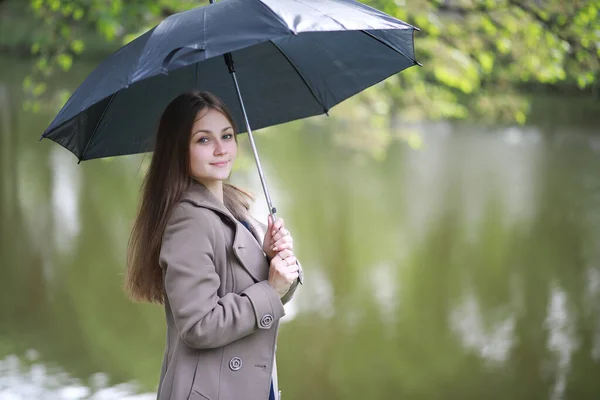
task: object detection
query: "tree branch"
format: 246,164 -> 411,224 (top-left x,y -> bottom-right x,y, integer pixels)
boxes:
506,0 -> 597,57
432,0 -> 597,60
434,1 -> 495,16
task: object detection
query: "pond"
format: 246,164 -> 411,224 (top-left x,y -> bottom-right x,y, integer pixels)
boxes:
1,55 -> 600,400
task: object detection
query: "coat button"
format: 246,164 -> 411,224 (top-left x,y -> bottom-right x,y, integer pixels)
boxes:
229,357 -> 242,371
260,314 -> 273,328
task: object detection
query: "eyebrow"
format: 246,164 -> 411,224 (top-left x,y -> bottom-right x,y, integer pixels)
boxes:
192,126 -> 233,137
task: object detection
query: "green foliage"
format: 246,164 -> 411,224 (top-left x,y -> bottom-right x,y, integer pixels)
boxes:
22,0 -> 600,123
23,0 -> 205,111
365,0 -> 599,123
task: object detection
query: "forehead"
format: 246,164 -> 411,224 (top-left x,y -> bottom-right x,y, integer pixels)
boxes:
192,108 -> 232,132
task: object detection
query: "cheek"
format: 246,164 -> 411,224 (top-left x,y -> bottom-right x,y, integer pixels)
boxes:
190,146 -> 209,169
228,141 -> 238,158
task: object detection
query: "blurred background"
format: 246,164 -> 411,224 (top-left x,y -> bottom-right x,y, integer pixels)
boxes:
1,0 -> 599,399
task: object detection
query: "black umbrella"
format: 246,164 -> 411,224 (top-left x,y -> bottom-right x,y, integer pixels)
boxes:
41,0 -> 419,219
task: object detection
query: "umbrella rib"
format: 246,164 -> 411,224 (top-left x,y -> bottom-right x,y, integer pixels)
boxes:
292,0 -> 347,30
253,0 -> 294,33
269,40 -> 329,115
361,30 -> 422,67
78,91 -> 117,163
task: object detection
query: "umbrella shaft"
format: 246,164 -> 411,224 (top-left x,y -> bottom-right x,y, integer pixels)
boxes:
229,69 -> 277,220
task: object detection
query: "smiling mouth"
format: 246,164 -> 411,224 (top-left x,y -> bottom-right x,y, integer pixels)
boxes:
210,161 -> 229,167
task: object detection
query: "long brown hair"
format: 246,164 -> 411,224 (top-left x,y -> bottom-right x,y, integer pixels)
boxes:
126,91 -> 253,304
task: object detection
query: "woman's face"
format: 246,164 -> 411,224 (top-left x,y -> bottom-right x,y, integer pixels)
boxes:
189,108 -> 237,185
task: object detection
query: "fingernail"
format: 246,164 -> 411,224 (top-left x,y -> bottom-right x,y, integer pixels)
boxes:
273,247 -> 277,251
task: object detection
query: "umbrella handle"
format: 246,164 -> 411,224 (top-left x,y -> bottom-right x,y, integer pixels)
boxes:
228,58 -> 303,289
224,54 -> 278,219
230,72 -> 277,219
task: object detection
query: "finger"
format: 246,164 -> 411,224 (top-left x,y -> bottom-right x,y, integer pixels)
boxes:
271,218 -> 284,236
271,229 -> 284,243
275,256 -> 296,269
283,256 -> 297,266
284,271 -> 299,282
273,257 -> 296,272
285,256 -> 300,272
273,236 -> 293,251
276,249 -> 294,259
272,228 -> 291,243
277,255 -> 296,267
272,255 -> 289,270
267,215 -> 273,231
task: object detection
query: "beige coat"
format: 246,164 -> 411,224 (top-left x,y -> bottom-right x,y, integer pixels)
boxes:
157,181 -> 300,400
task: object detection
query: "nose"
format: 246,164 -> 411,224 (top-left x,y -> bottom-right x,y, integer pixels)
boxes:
214,140 -> 227,156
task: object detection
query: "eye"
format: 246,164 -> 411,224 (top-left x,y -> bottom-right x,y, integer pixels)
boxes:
223,133 -> 234,140
198,137 -> 209,144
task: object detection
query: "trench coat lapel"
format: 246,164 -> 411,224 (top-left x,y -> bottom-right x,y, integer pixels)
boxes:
243,219 -> 266,247
181,180 -> 267,282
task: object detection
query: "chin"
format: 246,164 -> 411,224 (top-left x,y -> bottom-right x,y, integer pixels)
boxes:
211,172 -> 231,181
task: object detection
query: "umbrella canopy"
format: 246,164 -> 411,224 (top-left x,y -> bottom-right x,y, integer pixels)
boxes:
41,0 -> 419,161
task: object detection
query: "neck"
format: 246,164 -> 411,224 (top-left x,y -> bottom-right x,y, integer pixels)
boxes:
195,178 -> 224,203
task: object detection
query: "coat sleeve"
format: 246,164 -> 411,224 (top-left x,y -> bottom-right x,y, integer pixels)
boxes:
159,203 -> 285,349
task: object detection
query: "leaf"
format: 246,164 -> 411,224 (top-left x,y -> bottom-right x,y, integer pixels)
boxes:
589,5 -> 598,20
33,82 -> 47,96
22,76 -> 33,91
56,53 -> 73,71
477,52 -> 495,73
60,25 -> 71,38
49,0 -> 60,12
496,38 -> 512,54
35,58 -> 48,71
481,17 -> 497,35
62,4 -> 73,17
70,40 -> 85,54
73,8 -> 84,20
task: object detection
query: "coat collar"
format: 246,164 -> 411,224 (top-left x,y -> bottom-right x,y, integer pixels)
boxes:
181,179 -> 267,282
182,180 -> 264,244
181,179 -> 236,222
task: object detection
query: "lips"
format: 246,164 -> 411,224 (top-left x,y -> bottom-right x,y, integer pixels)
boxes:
210,161 -> 229,167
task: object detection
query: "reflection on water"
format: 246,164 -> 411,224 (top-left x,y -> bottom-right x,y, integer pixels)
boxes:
2,55 -> 600,399
546,287 -> 577,400
450,293 -> 516,364
0,352 -> 153,399
50,147 -> 81,255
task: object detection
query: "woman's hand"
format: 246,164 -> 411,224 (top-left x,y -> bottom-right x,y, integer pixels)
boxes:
263,215 -> 294,261
267,249 -> 299,298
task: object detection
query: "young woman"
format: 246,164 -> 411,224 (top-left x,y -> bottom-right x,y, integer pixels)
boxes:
126,91 -> 302,400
